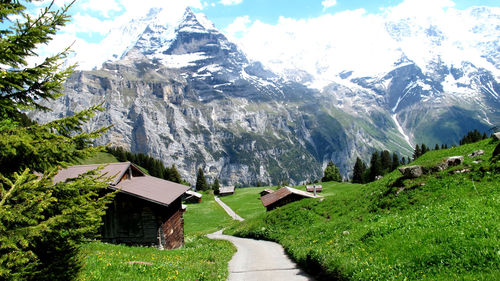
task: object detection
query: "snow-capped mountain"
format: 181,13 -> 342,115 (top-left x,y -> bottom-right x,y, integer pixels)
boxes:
35,7 -> 499,185
271,5 -> 500,146
239,6 -> 500,88
36,8 -> 379,185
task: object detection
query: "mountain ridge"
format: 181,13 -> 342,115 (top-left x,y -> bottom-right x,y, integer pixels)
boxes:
34,7 -> 498,185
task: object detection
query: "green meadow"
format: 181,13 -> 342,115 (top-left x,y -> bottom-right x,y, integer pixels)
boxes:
77,191 -> 236,280
227,138 -> 500,280
77,138 -> 499,280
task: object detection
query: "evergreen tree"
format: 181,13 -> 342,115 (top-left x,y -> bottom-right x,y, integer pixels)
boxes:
168,164 -> 182,183
435,144 -> 440,150
380,150 -> 392,173
369,152 -> 382,181
352,157 -> 366,184
421,144 -> 429,155
196,168 -> 209,191
413,144 -> 421,160
401,157 -> 406,165
212,178 -> 220,195
391,152 -> 400,171
460,129 -> 484,145
0,2 -> 113,279
321,161 -> 342,182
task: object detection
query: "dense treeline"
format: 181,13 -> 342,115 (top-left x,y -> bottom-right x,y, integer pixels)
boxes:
459,129 -> 488,145
353,129 -> 493,184
352,150 -> 405,184
106,147 -> 186,185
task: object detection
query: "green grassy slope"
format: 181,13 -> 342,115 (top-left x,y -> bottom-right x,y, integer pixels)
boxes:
184,192 -> 235,235
219,182 -> 363,220
219,187 -> 267,219
77,151 -> 154,174
227,138 -> 500,280
77,152 -> 119,165
77,237 -> 234,281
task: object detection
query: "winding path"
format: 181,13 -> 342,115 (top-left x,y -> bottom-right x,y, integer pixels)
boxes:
210,197 -> 313,280
207,230 -> 312,281
214,196 -> 244,221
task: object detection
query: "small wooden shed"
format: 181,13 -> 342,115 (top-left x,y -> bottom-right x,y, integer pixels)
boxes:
306,184 -> 322,193
53,162 -> 190,249
259,189 -> 274,197
183,190 -> 202,203
260,186 -> 318,211
219,185 -> 235,196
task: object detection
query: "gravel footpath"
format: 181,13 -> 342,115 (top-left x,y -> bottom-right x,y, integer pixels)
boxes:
214,196 -> 244,221
207,230 -> 313,281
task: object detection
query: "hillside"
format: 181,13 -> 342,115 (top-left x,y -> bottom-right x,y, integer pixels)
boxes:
227,138 -> 500,280
77,152 -> 119,165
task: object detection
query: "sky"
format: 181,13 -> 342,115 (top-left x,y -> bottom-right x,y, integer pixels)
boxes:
28,0 -> 500,42
24,0 -> 500,72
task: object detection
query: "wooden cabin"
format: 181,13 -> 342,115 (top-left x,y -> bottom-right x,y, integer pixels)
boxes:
183,190 -> 202,203
260,186 -> 318,211
306,184 -> 322,193
259,189 -> 274,197
219,185 -> 235,196
53,162 -> 190,249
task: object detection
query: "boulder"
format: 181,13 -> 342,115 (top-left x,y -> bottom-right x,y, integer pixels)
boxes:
399,165 -> 424,178
493,143 -> 500,158
468,150 -> 484,158
445,156 -> 464,167
494,132 -> 500,141
431,162 -> 448,172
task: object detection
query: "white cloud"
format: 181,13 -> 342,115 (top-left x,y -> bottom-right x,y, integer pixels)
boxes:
226,0 -> 499,86
114,0 -> 204,24
321,0 -> 337,10
63,13 -> 114,35
224,15 -> 251,39
383,0 -> 455,19
80,0 -> 122,18
227,9 -> 400,78
219,0 -> 243,6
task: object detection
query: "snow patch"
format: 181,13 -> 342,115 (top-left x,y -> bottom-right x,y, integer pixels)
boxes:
155,52 -> 207,68
392,114 -> 413,148
198,64 -> 223,73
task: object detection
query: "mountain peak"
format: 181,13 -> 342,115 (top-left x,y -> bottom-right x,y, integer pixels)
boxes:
177,7 -> 217,34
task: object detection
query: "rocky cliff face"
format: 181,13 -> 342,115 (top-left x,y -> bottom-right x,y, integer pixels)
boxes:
36,9 -> 374,185
34,7 -> 499,185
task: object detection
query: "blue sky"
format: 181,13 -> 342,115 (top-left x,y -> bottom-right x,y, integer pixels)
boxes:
29,0 -> 500,43
24,0 -> 500,71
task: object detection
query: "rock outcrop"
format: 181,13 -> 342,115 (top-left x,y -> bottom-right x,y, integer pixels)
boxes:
398,165 -> 424,179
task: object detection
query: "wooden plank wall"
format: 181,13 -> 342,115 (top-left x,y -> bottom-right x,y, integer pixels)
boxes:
100,194 -> 185,249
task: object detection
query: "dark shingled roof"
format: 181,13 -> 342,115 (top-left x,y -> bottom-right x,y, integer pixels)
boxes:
52,162 -> 139,185
53,162 -> 189,207
112,175 -> 190,207
219,186 -> 235,194
306,185 -> 322,192
260,186 -> 317,207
